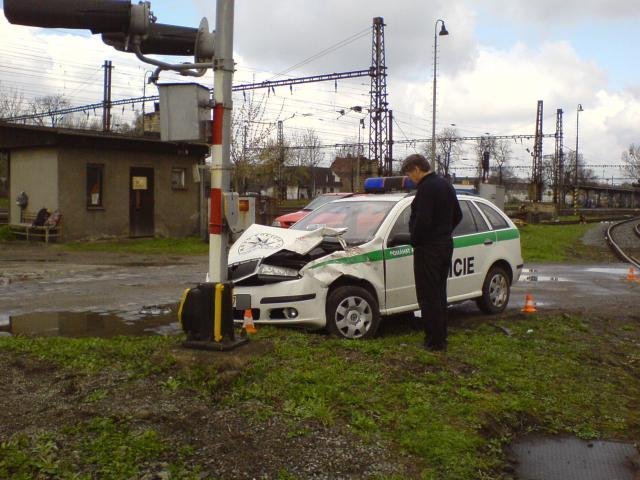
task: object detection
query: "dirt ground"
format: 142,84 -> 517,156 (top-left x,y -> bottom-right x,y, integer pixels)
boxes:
1,240 -> 639,478
0,343 -> 421,479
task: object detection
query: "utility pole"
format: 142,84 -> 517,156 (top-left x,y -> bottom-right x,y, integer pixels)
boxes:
277,119 -> 284,202
554,108 -> 564,206
208,0 -> 234,283
369,17 -> 388,175
102,60 -> 113,132
531,100 -> 544,202
387,109 -> 393,175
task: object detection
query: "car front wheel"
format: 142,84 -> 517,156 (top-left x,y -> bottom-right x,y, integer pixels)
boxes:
326,286 -> 380,339
476,265 -> 511,314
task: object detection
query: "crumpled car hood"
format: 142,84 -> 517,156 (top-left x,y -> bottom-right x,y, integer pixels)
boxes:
228,224 -> 346,265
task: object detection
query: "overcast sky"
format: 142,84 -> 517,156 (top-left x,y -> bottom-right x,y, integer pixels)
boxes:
1,0 -> 639,182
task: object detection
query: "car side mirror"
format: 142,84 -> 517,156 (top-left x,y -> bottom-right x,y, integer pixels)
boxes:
387,232 -> 411,247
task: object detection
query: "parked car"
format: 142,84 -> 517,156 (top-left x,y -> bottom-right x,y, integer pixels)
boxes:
229,184 -> 523,339
271,192 -> 355,228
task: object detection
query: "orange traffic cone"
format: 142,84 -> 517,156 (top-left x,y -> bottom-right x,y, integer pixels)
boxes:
521,294 -> 537,313
627,267 -> 638,281
242,309 -> 257,334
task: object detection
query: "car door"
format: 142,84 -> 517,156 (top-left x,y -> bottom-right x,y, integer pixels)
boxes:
448,199 -> 495,300
473,200 -> 520,275
383,205 -> 417,312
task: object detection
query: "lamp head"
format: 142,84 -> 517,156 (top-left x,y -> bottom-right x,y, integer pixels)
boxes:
439,22 -> 449,36
577,104 -> 584,112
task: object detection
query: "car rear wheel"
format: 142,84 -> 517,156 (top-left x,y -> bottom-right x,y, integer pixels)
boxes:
326,286 -> 380,339
476,265 -> 510,314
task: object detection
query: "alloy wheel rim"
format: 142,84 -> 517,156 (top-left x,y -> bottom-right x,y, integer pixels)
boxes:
489,274 -> 508,307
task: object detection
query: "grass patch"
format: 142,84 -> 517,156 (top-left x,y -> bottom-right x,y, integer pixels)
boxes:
0,197 -> 8,208
1,315 -> 639,479
0,418 -> 199,480
0,225 -> 15,241
64,236 -> 208,255
226,317 -> 640,478
0,335 -> 179,376
519,223 -> 604,262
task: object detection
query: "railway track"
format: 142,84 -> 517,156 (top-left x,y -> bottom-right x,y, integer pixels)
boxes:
605,217 -> 640,269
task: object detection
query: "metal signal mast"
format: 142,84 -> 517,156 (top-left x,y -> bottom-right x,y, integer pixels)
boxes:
369,17 -> 389,175
531,100 -> 544,201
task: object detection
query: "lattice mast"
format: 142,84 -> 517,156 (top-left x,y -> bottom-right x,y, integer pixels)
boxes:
369,17 -> 389,175
554,108 -> 564,205
531,100 -> 544,202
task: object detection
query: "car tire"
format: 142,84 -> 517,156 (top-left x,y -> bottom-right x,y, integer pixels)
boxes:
326,285 -> 380,339
476,265 -> 511,314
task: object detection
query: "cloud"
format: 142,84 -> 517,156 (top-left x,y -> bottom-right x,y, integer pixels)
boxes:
2,2 -> 639,179
480,0 -> 640,23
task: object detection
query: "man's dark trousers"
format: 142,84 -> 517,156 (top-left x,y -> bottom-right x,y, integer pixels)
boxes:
413,240 -> 453,347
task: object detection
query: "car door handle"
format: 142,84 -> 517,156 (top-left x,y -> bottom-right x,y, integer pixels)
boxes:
483,239 -> 494,246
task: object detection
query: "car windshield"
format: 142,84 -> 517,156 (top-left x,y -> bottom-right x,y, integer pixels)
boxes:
303,194 -> 345,211
292,200 -> 395,245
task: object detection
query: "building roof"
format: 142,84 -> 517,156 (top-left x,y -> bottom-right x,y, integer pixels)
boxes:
0,122 -> 210,157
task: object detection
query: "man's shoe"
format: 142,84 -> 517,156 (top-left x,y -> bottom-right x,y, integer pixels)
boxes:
423,341 -> 447,352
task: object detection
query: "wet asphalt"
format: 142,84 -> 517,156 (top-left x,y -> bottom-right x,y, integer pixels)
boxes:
1,251 -> 639,337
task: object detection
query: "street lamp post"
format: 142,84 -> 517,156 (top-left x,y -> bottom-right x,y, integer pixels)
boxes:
432,19 -> 449,170
574,103 -> 583,216
141,70 -> 153,134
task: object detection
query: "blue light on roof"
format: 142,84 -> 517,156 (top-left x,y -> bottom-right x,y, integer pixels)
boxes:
364,176 -> 417,193
363,177 -> 385,193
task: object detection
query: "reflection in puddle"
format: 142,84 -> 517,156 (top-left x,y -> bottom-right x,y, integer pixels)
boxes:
585,267 -> 629,275
523,276 -> 569,282
1,309 -> 179,338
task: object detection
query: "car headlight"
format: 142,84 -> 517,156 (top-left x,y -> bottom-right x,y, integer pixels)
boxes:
257,264 -> 299,278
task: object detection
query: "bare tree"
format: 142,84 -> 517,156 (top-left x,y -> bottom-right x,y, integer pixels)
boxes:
0,84 -> 27,119
622,144 -> 640,181
292,128 -> 324,198
491,139 -> 512,185
334,139 -> 360,159
27,94 -> 72,127
230,92 -> 275,193
474,136 -> 497,182
430,127 -> 461,177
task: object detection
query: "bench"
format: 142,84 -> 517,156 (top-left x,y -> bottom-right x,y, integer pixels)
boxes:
9,210 -> 63,243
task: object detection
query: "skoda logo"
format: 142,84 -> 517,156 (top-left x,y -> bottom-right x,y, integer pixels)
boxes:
238,233 -> 284,254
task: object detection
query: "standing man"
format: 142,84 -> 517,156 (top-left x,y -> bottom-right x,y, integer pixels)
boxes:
401,154 -> 462,351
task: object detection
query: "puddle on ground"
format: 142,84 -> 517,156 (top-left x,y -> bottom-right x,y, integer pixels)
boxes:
585,267 -> 629,275
523,275 -> 569,282
0,308 -> 180,338
511,435 -> 639,480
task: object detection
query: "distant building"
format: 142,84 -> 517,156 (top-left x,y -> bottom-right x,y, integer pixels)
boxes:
0,123 -> 209,240
330,155 -> 378,193
245,165 -> 343,200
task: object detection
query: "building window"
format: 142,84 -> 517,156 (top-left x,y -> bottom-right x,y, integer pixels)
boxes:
171,167 -> 187,190
87,164 -> 104,208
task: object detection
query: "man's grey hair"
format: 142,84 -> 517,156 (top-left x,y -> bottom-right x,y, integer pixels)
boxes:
401,154 -> 431,174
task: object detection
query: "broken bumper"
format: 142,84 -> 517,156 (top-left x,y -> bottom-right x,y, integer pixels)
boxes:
232,274 -> 327,329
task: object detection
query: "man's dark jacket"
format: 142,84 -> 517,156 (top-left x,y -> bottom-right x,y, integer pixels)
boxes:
409,173 -> 463,246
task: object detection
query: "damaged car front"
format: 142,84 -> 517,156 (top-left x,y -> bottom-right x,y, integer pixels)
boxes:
228,199 -> 396,335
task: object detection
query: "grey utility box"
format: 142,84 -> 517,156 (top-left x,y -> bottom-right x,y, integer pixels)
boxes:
159,83 -> 211,142
479,183 -> 505,210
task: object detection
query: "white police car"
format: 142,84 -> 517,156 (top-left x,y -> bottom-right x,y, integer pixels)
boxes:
229,177 -> 523,339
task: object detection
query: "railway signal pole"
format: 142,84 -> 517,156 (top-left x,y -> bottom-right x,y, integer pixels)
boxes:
4,0 -> 245,350
209,0 -> 234,283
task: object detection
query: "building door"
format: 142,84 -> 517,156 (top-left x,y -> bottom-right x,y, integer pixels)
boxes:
129,167 -> 154,237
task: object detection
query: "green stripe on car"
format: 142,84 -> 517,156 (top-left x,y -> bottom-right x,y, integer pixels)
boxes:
309,228 -> 519,268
